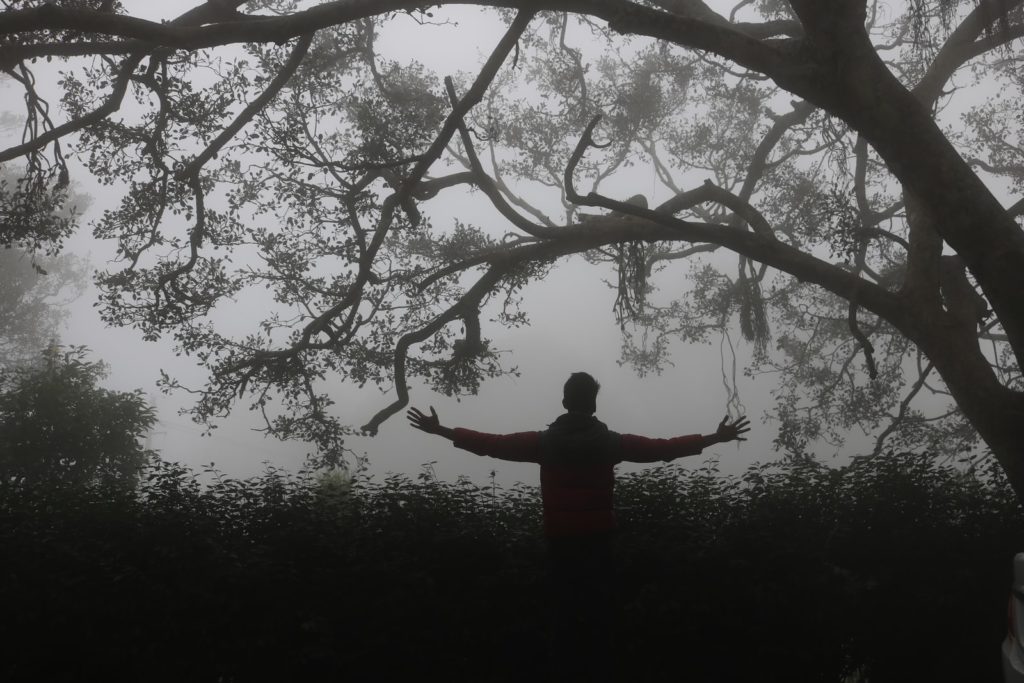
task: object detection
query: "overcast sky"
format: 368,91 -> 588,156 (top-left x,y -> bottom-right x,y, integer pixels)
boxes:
10,1 -> 858,487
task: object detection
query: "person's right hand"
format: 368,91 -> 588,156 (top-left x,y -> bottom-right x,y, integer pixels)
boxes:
715,415 -> 750,443
407,406 -> 441,434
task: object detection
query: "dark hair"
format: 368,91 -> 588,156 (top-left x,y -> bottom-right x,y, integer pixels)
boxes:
563,372 -> 600,414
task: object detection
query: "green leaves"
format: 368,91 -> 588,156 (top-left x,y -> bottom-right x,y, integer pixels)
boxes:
0,166 -> 79,254
345,60 -> 446,164
1,450 -> 1018,680
0,345 -> 156,490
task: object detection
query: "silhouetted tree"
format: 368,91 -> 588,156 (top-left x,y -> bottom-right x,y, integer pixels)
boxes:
0,345 -> 156,489
2,2 -> 1023,495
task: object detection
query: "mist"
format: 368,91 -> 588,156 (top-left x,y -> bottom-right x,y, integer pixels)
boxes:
2,1 -> 1022,681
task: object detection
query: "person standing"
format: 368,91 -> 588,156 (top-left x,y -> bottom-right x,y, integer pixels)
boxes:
407,371 -> 749,681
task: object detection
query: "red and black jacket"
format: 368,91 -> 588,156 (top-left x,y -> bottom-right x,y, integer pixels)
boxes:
452,413 -> 707,538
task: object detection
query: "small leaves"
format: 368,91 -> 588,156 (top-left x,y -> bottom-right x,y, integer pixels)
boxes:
0,450 -> 1018,680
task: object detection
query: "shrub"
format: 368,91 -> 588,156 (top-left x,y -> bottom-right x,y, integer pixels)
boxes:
1,451 -> 1019,682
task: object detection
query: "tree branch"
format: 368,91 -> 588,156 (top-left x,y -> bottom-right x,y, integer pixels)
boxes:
361,264 -> 507,435
871,355 -> 934,457
566,117 -> 774,240
559,120 -> 905,328
215,10 -> 537,377
176,32 -> 314,180
693,180 -> 776,239
443,76 -> 559,239
0,54 -> 142,163
647,0 -> 803,38
1007,196 -> 1024,219
2,1 -> 790,76
0,0 -> 263,162
914,0 -> 1024,105
856,227 -> 909,251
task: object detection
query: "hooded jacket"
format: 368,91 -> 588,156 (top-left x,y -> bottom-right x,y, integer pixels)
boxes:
452,413 -> 707,537
537,413 -> 621,536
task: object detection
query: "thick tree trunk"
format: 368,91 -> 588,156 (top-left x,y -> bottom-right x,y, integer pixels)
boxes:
928,352 -> 1024,500
837,47 -> 1024,500
852,91 -> 1024,369
772,29 -> 1024,372
911,312 -> 1024,500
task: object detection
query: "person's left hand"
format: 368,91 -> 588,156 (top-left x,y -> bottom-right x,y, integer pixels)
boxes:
407,406 -> 441,434
715,415 -> 750,443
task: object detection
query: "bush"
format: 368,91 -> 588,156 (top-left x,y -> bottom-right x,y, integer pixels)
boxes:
1,452 -> 1020,682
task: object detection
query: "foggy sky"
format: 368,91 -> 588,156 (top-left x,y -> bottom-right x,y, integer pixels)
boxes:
7,1 -> 865,486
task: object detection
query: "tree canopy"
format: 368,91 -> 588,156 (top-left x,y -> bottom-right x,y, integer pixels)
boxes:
0,345 -> 156,489
2,1 -> 1023,493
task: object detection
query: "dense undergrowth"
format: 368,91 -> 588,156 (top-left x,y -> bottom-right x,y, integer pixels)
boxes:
2,451 -> 1021,682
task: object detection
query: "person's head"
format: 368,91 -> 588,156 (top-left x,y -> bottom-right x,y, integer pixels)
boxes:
562,372 -> 600,414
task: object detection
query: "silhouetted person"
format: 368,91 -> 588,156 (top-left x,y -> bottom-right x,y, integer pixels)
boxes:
407,372 -> 749,682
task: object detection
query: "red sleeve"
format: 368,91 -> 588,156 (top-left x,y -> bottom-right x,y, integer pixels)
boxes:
451,428 -> 542,463
620,433 -> 707,463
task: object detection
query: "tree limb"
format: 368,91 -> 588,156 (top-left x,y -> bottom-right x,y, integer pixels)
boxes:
2,1 -> 791,77
361,264 -> 506,434
215,10 -> 537,377
176,32 -> 314,180
914,0 -> 1024,105
443,76 -> 559,239
0,54 -> 142,163
871,355 -> 934,457
559,121 -> 905,328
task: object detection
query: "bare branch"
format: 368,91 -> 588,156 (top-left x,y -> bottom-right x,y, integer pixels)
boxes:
847,299 -> 878,380
443,76 -> 559,239
693,180 -> 776,239
736,100 -> 815,204
871,356 -> 935,456
647,243 -> 719,271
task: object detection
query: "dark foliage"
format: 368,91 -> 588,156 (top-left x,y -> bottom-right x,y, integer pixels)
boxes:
0,346 -> 156,488
2,452 -> 1020,682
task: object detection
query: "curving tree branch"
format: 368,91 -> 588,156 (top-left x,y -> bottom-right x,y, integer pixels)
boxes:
177,32 -> 314,180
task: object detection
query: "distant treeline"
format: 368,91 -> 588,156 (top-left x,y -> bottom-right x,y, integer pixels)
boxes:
2,451 -> 1020,682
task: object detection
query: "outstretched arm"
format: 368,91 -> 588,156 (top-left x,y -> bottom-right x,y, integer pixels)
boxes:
621,415 -> 751,463
406,406 -> 455,440
704,414 -> 751,447
406,405 -> 541,462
